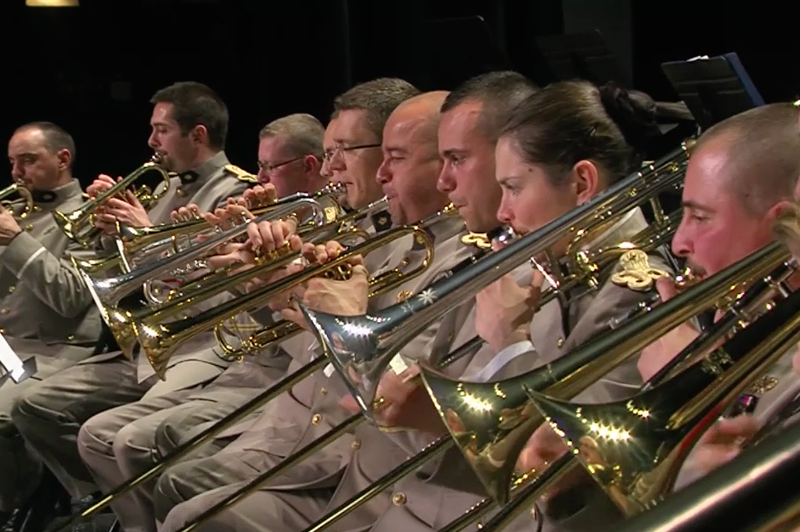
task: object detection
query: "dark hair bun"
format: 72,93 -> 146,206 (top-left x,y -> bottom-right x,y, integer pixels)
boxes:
598,82 -> 661,153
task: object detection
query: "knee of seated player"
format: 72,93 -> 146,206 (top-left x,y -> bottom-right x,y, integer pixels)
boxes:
153,461 -> 197,522
10,380 -> 55,428
154,416 -> 182,459
112,421 -> 156,467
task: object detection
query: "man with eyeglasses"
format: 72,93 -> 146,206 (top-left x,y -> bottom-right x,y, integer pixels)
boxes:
256,113 -> 329,199
65,112 -> 331,532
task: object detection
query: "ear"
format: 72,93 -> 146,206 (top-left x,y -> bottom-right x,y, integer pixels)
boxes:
56,148 -> 72,171
303,154 -> 320,175
191,125 -> 209,146
767,199 -> 793,225
570,160 -> 601,204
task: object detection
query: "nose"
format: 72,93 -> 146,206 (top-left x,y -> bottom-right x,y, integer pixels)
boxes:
496,196 -> 514,225
437,162 -> 455,193
671,219 -> 692,258
147,132 -> 158,150
258,169 -> 270,183
10,164 -> 22,181
375,157 -> 391,184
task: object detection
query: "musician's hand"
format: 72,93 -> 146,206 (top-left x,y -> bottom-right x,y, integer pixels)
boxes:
170,203 -> 203,223
476,269 -> 544,353
0,206 -> 23,245
689,415 -> 759,474
516,424 -> 587,499
238,184 -> 278,209
101,190 -> 152,228
86,174 -> 117,198
281,242 -> 368,328
637,277 -> 700,381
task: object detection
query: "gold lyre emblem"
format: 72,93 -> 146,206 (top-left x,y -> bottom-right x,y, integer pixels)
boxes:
610,250 -> 669,292
396,290 -> 413,303
749,374 -> 779,395
461,232 -> 492,250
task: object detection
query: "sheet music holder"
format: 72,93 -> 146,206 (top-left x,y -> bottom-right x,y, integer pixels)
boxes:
533,29 -> 630,87
661,52 -> 765,130
417,16 -> 512,90
0,333 -> 34,384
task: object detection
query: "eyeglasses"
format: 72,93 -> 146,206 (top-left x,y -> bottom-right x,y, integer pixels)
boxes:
322,143 -> 381,163
257,155 -> 305,173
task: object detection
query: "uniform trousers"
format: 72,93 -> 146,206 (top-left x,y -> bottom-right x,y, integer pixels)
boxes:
77,385 -> 270,532
11,354 -> 225,501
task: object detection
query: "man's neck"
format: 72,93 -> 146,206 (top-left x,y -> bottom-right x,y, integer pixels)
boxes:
185,148 -> 220,171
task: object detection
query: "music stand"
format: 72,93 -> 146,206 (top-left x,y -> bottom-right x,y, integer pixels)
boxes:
417,16 -> 512,90
661,52 -> 765,130
533,29 -> 630,87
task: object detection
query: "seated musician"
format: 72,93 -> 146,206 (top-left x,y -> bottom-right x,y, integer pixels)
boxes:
518,102 -> 800,531
72,113 -> 329,532
152,89 -> 482,532
315,78 -> 675,532
0,122 -> 100,526
10,81 -> 251,519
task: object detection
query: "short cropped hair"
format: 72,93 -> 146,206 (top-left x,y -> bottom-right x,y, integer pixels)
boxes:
14,121 -> 76,167
259,113 -> 325,158
331,78 -> 421,141
151,81 -> 229,150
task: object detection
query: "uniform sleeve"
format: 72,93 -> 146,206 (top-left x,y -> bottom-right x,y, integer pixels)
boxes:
0,231 -> 93,318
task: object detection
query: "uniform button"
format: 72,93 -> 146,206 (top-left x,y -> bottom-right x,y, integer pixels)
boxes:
319,387 -> 327,396
67,334 -> 75,341
351,438 -> 361,450
311,414 -> 322,425
557,338 -> 565,348
24,224 -> 33,232
176,187 -> 187,197
7,286 -> 14,294
0,328 -> 6,334
33,206 -> 42,213
392,493 -> 406,506
0,309 -> 9,315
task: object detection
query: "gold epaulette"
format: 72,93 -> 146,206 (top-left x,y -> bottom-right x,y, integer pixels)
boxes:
224,164 -> 258,184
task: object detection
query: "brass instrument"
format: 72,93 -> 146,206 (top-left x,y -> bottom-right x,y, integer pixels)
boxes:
53,154 -> 172,247
0,181 -> 33,219
525,257 -> 800,518
607,413 -> 800,532
115,182 -> 347,272
296,142 -> 692,426
81,197 -> 329,359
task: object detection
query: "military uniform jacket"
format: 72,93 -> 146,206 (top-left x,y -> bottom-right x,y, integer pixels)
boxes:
215,215 -> 476,497
84,151 -> 251,384
0,179 -> 101,377
365,208 -> 674,532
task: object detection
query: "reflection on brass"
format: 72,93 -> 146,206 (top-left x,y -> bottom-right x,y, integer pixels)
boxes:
749,374 -> 779,395
610,250 -> 670,292
700,349 -> 734,376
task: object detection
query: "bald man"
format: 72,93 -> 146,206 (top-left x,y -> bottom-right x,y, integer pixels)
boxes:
154,91 -> 485,532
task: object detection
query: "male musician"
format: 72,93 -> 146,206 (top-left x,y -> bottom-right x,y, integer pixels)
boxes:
153,90 -> 480,532
71,112 -> 329,532
11,81 -> 251,514
68,79 -> 419,532
0,121 -> 100,522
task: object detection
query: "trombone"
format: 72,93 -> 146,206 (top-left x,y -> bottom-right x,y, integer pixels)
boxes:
297,242 -> 794,532
295,141 -> 692,426
0,181 -> 33,220
53,154 -> 172,248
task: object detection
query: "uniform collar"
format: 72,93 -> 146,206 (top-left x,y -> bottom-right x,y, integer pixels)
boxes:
32,179 -> 82,205
411,209 -> 465,251
179,151 -> 230,185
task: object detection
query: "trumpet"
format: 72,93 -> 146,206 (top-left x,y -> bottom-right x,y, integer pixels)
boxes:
124,204 -> 454,379
295,141 -> 692,426
114,182 -> 347,271
0,181 -> 33,219
53,154 -> 172,248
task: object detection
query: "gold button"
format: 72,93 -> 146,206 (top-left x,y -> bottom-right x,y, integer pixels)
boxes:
7,286 -> 14,294
401,258 -> 410,267
176,187 -> 186,197
33,206 -> 42,213
311,414 -> 322,425
0,309 -> 9,315
0,328 -> 6,334
319,387 -> 327,396
67,334 -> 75,341
24,224 -> 33,232
392,493 -> 406,506
351,438 -> 361,450
557,338 -> 565,348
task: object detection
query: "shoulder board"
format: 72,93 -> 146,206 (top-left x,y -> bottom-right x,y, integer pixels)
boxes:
224,164 -> 258,184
